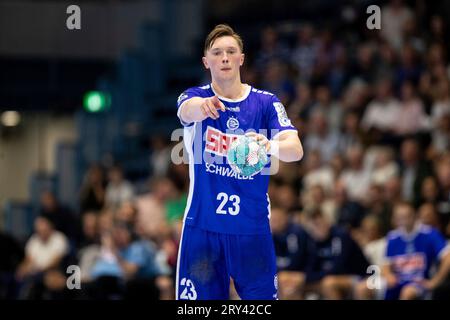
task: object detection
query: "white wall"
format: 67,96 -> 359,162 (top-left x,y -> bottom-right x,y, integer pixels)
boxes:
0,113 -> 77,213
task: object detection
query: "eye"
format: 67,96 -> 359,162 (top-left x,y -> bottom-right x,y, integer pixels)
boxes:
227,50 -> 236,55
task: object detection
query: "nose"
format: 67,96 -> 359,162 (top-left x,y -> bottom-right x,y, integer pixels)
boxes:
222,52 -> 229,63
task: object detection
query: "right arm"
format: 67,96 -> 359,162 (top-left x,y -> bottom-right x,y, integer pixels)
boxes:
179,96 -> 225,124
382,263 -> 398,288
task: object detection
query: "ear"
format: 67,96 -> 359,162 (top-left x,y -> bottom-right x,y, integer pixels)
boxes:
202,56 -> 209,69
240,53 -> 245,66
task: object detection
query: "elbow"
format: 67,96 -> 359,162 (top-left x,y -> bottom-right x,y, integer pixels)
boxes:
293,144 -> 304,162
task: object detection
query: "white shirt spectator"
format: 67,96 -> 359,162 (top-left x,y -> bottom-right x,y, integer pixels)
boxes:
363,238 -> 387,266
25,231 -> 69,271
393,99 -> 430,135
362,98 -> 401,131
381,4 -> 413,51
303,166 -> 335,195
305,130 -> 342,163
371,162 -> 399,186
340,168 -> 372,202
105,181 -> 135,209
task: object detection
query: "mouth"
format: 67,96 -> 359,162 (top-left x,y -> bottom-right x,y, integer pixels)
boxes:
221,67 -> 232,71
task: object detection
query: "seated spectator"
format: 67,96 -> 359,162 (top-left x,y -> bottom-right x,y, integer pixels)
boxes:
291,24 -> 318,82
331,180 -> 367,232
305,110 -> 342,163
392,81 -> 429,136
353,214 -> 388,300
310,85 -> 342,132
361,79 -> 401,143
300,208 -> 370,299
382,202 -> 450,300
78,211 -> 100,249
271,207 -> 309,300
418,203 -> 443,233
339,145 -> 372,203
15,216 -> 69,299
105,165 -> 135,210
365,184 -> 392,236
399,139 -> 434,207
135,177 -> 175,240
370,146 -> 399,187
86,221 -> 171,300
79,164 -> 106,214
39,190 -> 78,240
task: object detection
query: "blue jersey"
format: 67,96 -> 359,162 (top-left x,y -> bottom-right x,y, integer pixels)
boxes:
386,224 -> 449,283
176,84 -> 297,235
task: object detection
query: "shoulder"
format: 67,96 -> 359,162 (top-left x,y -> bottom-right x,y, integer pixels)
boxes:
249,87 -> 279,104
178,84 -> 212,103
418,224 -> 443,240
182,84 -> 212,96
386,229 -> 402,242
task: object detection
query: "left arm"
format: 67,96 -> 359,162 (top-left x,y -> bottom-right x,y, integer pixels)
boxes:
247,131 -> 303,162
423,250 -> 450,290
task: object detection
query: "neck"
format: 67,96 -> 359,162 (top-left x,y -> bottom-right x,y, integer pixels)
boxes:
211,78 -> 245,100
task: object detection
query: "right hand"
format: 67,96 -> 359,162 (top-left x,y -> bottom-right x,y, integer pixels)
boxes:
200,96 -> 226,120
386,273 -> 398,288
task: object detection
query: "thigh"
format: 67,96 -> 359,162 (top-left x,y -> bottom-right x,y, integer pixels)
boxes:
176,225 -> 229,300
228,233 -> 278,300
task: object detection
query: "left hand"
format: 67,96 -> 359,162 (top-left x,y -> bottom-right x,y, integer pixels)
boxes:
419,278 -> 437,290
245,132 -> 270,153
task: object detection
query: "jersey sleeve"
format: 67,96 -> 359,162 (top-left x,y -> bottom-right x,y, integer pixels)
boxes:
266,95 -> 297,140
176,87 -> 207,127
384,236 -> 396,265
429,229 -> 449,261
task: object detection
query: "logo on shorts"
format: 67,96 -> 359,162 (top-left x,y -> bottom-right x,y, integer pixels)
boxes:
274,275 -> 278,290
226,116 -> 240,131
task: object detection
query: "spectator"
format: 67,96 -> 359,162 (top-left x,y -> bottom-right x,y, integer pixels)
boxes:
105,165 -> 135,210
15,216 -> 69,299
291,24 -> 318,81
380,0 -> 414,52
392,81 -> 429,136
135,177 -> 175,240
332,180 -> 366,231
339,145 -> 372,203
300,208 -> 370,300
271,207 -> 309,300
382,202 -> 450,300
370,146 -> 399,187
87,221 -> 171,300
399,139 -> 434,206
39,190 -> 78,241
361,79 -> 401,142
79,164 -> 106,214
254,26 -> 290,72
305,110 -> 341,163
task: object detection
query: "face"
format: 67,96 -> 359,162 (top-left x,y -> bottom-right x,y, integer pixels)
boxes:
361,216 -> 381,241
35,217 -> 53,241
270,208 -> 289,234
304,214 -> 330,241
418,204 -> 439,228
203,36 -> 244,83
112,225 -> 131,248
393,204 -> 416,231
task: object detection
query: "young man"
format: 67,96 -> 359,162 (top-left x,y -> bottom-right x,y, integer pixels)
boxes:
176,24 -> 303,300
382,202 -> 450,300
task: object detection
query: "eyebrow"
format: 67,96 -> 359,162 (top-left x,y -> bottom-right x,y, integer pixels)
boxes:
210,46 -> 238,51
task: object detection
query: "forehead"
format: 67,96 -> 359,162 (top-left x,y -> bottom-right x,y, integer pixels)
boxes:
209,36 -> 240,50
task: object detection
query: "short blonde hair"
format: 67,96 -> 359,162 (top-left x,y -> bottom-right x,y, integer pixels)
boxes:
204,24 -> 244,54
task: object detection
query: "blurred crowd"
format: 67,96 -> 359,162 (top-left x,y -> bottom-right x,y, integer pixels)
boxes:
1,0 -> 450,300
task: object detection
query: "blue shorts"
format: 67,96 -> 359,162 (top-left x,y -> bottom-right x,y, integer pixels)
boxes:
385,281 -> 427,300
176,224 -> 277,300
